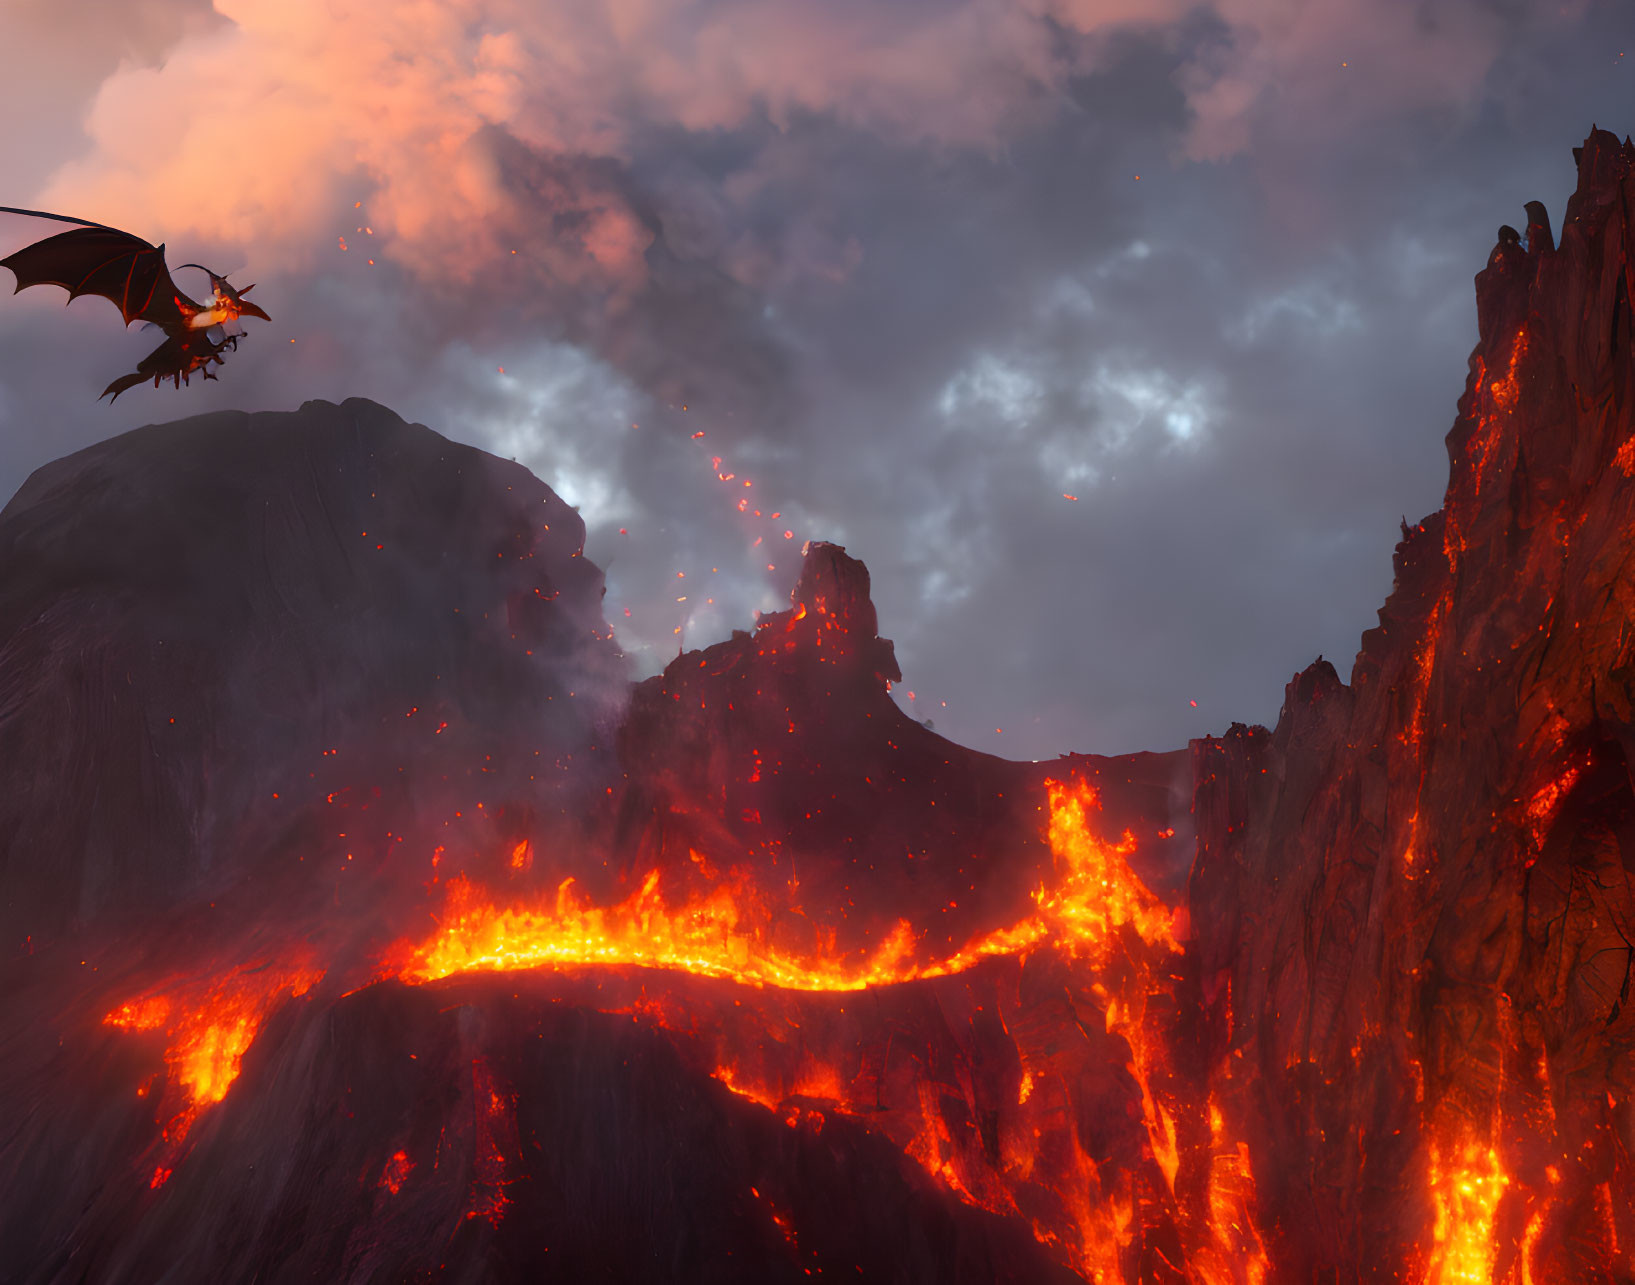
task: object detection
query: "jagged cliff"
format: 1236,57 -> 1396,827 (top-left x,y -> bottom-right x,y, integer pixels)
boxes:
1189,127 -> 1635,1281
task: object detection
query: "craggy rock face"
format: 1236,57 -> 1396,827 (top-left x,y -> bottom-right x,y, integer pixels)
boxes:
4,131 -> 1635,1284
0,396 -> 623,950
1189,128 -> 1635,1282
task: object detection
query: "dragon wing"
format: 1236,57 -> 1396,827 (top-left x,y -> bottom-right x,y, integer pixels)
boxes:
0,226 -> 193,332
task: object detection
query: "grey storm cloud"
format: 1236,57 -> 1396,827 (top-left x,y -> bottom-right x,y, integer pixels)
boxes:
1,0 -> 1632,758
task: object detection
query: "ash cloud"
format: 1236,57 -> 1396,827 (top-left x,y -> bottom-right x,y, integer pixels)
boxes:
1,0 -> 1632,758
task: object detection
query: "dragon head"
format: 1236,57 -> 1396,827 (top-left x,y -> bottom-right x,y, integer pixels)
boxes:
205,270 -> 271,323
178,264 -> 271,326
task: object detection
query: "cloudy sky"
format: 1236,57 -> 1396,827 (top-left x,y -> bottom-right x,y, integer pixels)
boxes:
1,0 -> 1631,759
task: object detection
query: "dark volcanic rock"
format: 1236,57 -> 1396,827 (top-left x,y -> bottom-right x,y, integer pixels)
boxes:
0,397 -> 622,951
1186,128 -> 1635,1280
8,979 -> 1080,1285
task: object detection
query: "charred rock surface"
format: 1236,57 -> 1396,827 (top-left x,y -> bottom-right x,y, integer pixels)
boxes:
0,396 -> 621,952
11,980 -> 1079,1285
1188,128 -> 1635,1281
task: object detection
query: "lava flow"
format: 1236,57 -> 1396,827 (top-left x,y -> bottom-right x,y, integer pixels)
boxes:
399,776 -> 1170,993
103,960 -> 324,1138
101,754 -> 1270,1285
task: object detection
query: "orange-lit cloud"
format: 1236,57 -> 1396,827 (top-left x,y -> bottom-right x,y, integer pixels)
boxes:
21,0 -> 1585,293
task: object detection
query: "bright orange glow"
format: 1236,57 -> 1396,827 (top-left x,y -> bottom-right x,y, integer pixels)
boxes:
404,868 -> 924,991
1523,759 -> 1583,850
1189,1095 -> 1271,1285
712,1065 -> 783,1112
104,961 -> 323,1134
1519,1197 -> 1550,1285
1487,328 -> 1529,412
105,996 -> 171,1032
389,776 -> 1202,1280
1039,778 -> 1176,962
1401,589 -> 1451,871
904,1077 -> 982,1201
1463,327 -> 1529,504
71,140 -> 1635,1280
1063,1158 -> 1135,1285
1427,1137 -> 1509,1284
402,778 -> 1175,994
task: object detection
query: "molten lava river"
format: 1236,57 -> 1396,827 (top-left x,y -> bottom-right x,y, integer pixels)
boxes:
99,776 -> 1278,1282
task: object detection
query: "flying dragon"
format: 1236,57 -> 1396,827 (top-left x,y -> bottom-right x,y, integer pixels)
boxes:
0,206 -> 270,402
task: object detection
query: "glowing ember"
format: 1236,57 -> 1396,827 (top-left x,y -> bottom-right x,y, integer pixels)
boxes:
379,1150 -> 413,1195
466,1058 -> 518,1226
105,996 -> 171,1032
1487,328 -> 1530,412
712,1065 -> 783,1111
1522,758 -> 1583,849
